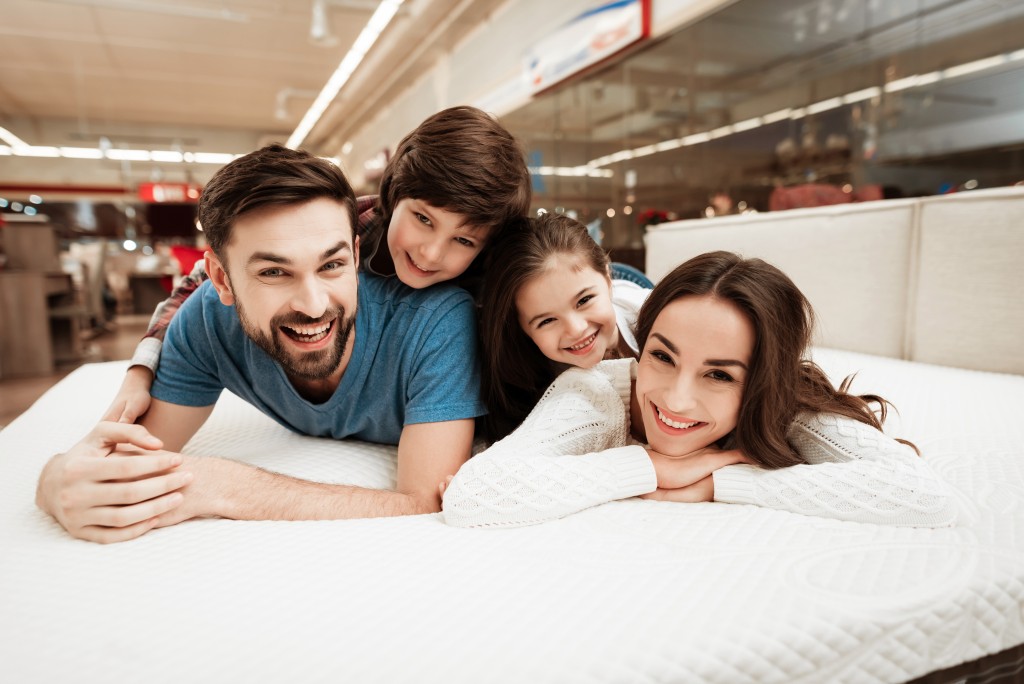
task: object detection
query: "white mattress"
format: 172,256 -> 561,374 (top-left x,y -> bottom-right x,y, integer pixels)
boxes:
1,349 -> 1022,683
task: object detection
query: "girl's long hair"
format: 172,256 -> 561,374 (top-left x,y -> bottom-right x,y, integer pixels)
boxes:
634,251 -> 911,469
478,214 -> 610,442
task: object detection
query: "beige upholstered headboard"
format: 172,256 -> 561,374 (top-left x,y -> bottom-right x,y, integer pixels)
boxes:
644,187 -> 1024,376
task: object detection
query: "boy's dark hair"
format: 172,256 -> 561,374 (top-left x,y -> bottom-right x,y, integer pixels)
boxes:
377,106 -> 531,233
199,143 -> 358,257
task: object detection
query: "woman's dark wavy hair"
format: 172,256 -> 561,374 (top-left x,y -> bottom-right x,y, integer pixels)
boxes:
478,213 -> 610,442
634,251 -> 912,469
365,105 -> 531,295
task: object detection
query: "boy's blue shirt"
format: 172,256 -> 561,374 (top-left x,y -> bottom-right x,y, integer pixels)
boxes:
151,272 -> 485,444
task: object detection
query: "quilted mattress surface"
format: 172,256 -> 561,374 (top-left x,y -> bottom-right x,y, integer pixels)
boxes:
1,349 -> 1022,683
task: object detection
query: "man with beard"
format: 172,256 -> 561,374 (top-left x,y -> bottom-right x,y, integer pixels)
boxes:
35,145 -> 485,543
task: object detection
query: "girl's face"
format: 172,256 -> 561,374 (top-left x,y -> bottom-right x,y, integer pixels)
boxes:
516,254 -> 619,369
634,295 -> 754,457
387,198 -> 487,288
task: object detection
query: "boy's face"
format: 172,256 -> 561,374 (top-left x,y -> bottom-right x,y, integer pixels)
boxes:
386,198 -> 487,288
207,197 -> 359,383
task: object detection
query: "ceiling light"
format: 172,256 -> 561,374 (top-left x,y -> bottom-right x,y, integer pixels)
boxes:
288,0 -> 405,149
310,0 -> 338,46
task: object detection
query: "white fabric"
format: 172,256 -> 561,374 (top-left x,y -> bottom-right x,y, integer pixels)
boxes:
1,350 -> 1023,683
443,359 -> 956,528
610,278 -> 649,355
644,200 -> 917,358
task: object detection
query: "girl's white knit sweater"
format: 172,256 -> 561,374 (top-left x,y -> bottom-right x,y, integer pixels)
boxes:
443,358 -> 957,528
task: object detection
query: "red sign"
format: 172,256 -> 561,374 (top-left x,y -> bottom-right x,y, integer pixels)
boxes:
138,183 -> 201,203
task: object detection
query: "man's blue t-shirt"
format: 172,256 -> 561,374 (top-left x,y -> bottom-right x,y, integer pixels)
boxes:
151,273 -> 486,444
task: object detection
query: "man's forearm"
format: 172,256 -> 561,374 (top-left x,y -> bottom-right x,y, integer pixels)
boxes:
196,457 -> 438,521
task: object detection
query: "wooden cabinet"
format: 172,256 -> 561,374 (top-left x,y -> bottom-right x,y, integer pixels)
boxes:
0,222 -> 84,378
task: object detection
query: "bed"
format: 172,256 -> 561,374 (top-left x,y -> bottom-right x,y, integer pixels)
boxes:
2,188 -> 1022,682
1,349 -> 1022,683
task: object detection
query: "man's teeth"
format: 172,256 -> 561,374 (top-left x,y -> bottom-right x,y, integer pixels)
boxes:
567,333 -> 597,351
285,322 -> 331,341
657,408 -> 698,429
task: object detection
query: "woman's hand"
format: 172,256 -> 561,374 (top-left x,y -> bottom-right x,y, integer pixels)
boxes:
646,447 -> 749,490
641,477 -> 715,503
101,365 -> 155,423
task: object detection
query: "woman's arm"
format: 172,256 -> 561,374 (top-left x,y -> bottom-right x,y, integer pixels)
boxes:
101,261 -> 208,422
442,363 -> 657,528
712,412 -> 957,527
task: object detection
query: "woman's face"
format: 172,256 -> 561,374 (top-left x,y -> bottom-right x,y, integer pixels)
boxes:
634,295 -> 755,457
516,254 -> 619,369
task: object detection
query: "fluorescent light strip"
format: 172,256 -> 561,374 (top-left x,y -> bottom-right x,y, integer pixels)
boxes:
0,126 -> 29,147
286,0 -> 405,150
587,50 -> 1020,170
60,147 -> 104,159
530,166 -> 613,178
943,54 -> 1007,79
806,96 -> 842,115
106,149 -> 151,161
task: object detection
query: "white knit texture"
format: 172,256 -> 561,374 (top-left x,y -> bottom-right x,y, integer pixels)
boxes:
712,412 -> 958,527
443,359 -> 656,527
445,360 -> 956,529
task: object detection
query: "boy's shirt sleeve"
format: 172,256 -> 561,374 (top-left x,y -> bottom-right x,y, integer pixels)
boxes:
150,286 -> 225,407
403,291 -> 486,425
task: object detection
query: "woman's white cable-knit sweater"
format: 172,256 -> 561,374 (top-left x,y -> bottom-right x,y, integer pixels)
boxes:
442,358 -> 956,529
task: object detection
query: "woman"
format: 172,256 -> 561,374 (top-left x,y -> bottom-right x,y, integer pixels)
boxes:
443,250 -> 956,528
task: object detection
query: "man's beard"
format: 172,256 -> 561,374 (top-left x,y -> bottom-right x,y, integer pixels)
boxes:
236,298 -> 355,381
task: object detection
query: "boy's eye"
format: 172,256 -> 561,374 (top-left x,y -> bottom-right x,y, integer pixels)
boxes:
576,294 -> 595,308
708,369 -> 734,382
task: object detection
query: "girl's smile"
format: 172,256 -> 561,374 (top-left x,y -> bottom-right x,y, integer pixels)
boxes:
516,255 -> 619,369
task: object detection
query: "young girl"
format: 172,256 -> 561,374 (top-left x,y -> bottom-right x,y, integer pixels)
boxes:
478,213 -> 650,441
103,105 -> 532,423
443,248 -> 957,528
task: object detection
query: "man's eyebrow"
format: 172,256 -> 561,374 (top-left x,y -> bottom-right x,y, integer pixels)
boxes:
526,287 -> 593,325
247,240 -> 351,266
649,332 -> 748,370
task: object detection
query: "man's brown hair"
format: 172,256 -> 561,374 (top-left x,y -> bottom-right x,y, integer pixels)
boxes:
199,143 -> 358,257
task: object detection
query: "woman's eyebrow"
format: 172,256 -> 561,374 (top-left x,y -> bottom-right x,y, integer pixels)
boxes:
650,333 -> 679,354
705,359 -> 748,370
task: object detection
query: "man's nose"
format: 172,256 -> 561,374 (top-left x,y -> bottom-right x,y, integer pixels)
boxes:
291,276 -> 329,318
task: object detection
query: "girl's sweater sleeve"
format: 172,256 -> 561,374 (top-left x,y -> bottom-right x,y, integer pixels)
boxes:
442,362 -> 656,528
712,412 -> 957,527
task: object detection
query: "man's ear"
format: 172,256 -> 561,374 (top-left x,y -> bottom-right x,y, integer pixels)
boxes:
205,251 -> 235,306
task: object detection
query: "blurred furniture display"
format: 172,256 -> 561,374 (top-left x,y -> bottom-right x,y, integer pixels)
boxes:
0,222 -> 85,379
66,241 -> 110,331
129,272 -> 175,315
645,186 -> 1024,376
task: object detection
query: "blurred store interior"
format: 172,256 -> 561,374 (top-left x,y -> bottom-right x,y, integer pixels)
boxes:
1,0 -> 1023,409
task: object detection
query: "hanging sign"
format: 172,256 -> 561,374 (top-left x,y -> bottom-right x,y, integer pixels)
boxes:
525,0 -> 650,94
